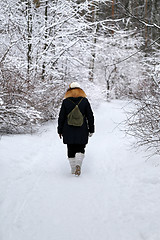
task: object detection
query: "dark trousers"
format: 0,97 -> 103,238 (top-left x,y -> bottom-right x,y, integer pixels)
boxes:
67,144 -> 86,158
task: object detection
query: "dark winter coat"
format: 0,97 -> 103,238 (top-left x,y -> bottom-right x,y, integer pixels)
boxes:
57,88 -> 94,145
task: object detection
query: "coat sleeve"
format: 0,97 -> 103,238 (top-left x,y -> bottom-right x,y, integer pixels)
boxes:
85,99 -> 95,133
57,100 -> 66,134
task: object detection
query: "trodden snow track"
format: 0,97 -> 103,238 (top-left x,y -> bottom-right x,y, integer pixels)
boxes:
0,100 -> 160,240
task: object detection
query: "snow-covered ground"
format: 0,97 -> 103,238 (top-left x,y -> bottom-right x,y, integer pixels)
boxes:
0,100 -> 160,240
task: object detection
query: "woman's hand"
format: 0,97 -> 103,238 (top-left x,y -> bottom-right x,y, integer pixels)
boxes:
89,133 -> 93,137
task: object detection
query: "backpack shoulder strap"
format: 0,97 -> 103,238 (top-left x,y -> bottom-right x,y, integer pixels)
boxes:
77,97 -> 84,106
67,97 -> 84,106
67,99 -> 76,105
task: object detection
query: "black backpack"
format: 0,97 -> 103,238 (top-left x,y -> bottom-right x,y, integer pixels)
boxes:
67,98 -> 84,127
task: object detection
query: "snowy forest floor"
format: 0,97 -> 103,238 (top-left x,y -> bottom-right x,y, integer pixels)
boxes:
0,100 -> 160,240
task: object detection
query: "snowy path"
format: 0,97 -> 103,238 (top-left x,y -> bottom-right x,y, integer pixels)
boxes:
0,100 -> 160,240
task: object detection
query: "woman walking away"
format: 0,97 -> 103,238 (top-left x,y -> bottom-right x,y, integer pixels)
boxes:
57,82 -> 95,176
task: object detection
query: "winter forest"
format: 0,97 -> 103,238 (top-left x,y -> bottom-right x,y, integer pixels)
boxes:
1,1 -> 160,240
0,0 -> 160,154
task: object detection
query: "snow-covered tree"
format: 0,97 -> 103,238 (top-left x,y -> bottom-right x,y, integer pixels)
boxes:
125,47 -> 160,155
0,0 -> 159,134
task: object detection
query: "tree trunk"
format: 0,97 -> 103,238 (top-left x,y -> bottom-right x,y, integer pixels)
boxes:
42,1 -> 48,81
26,0 -> 32,83
88,31 -> 97,82
145,0 -> 148,47
151,0 -> 159,40
88,1 -> 98,82
128,0 -> 132,14
112,0 -> 114,34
